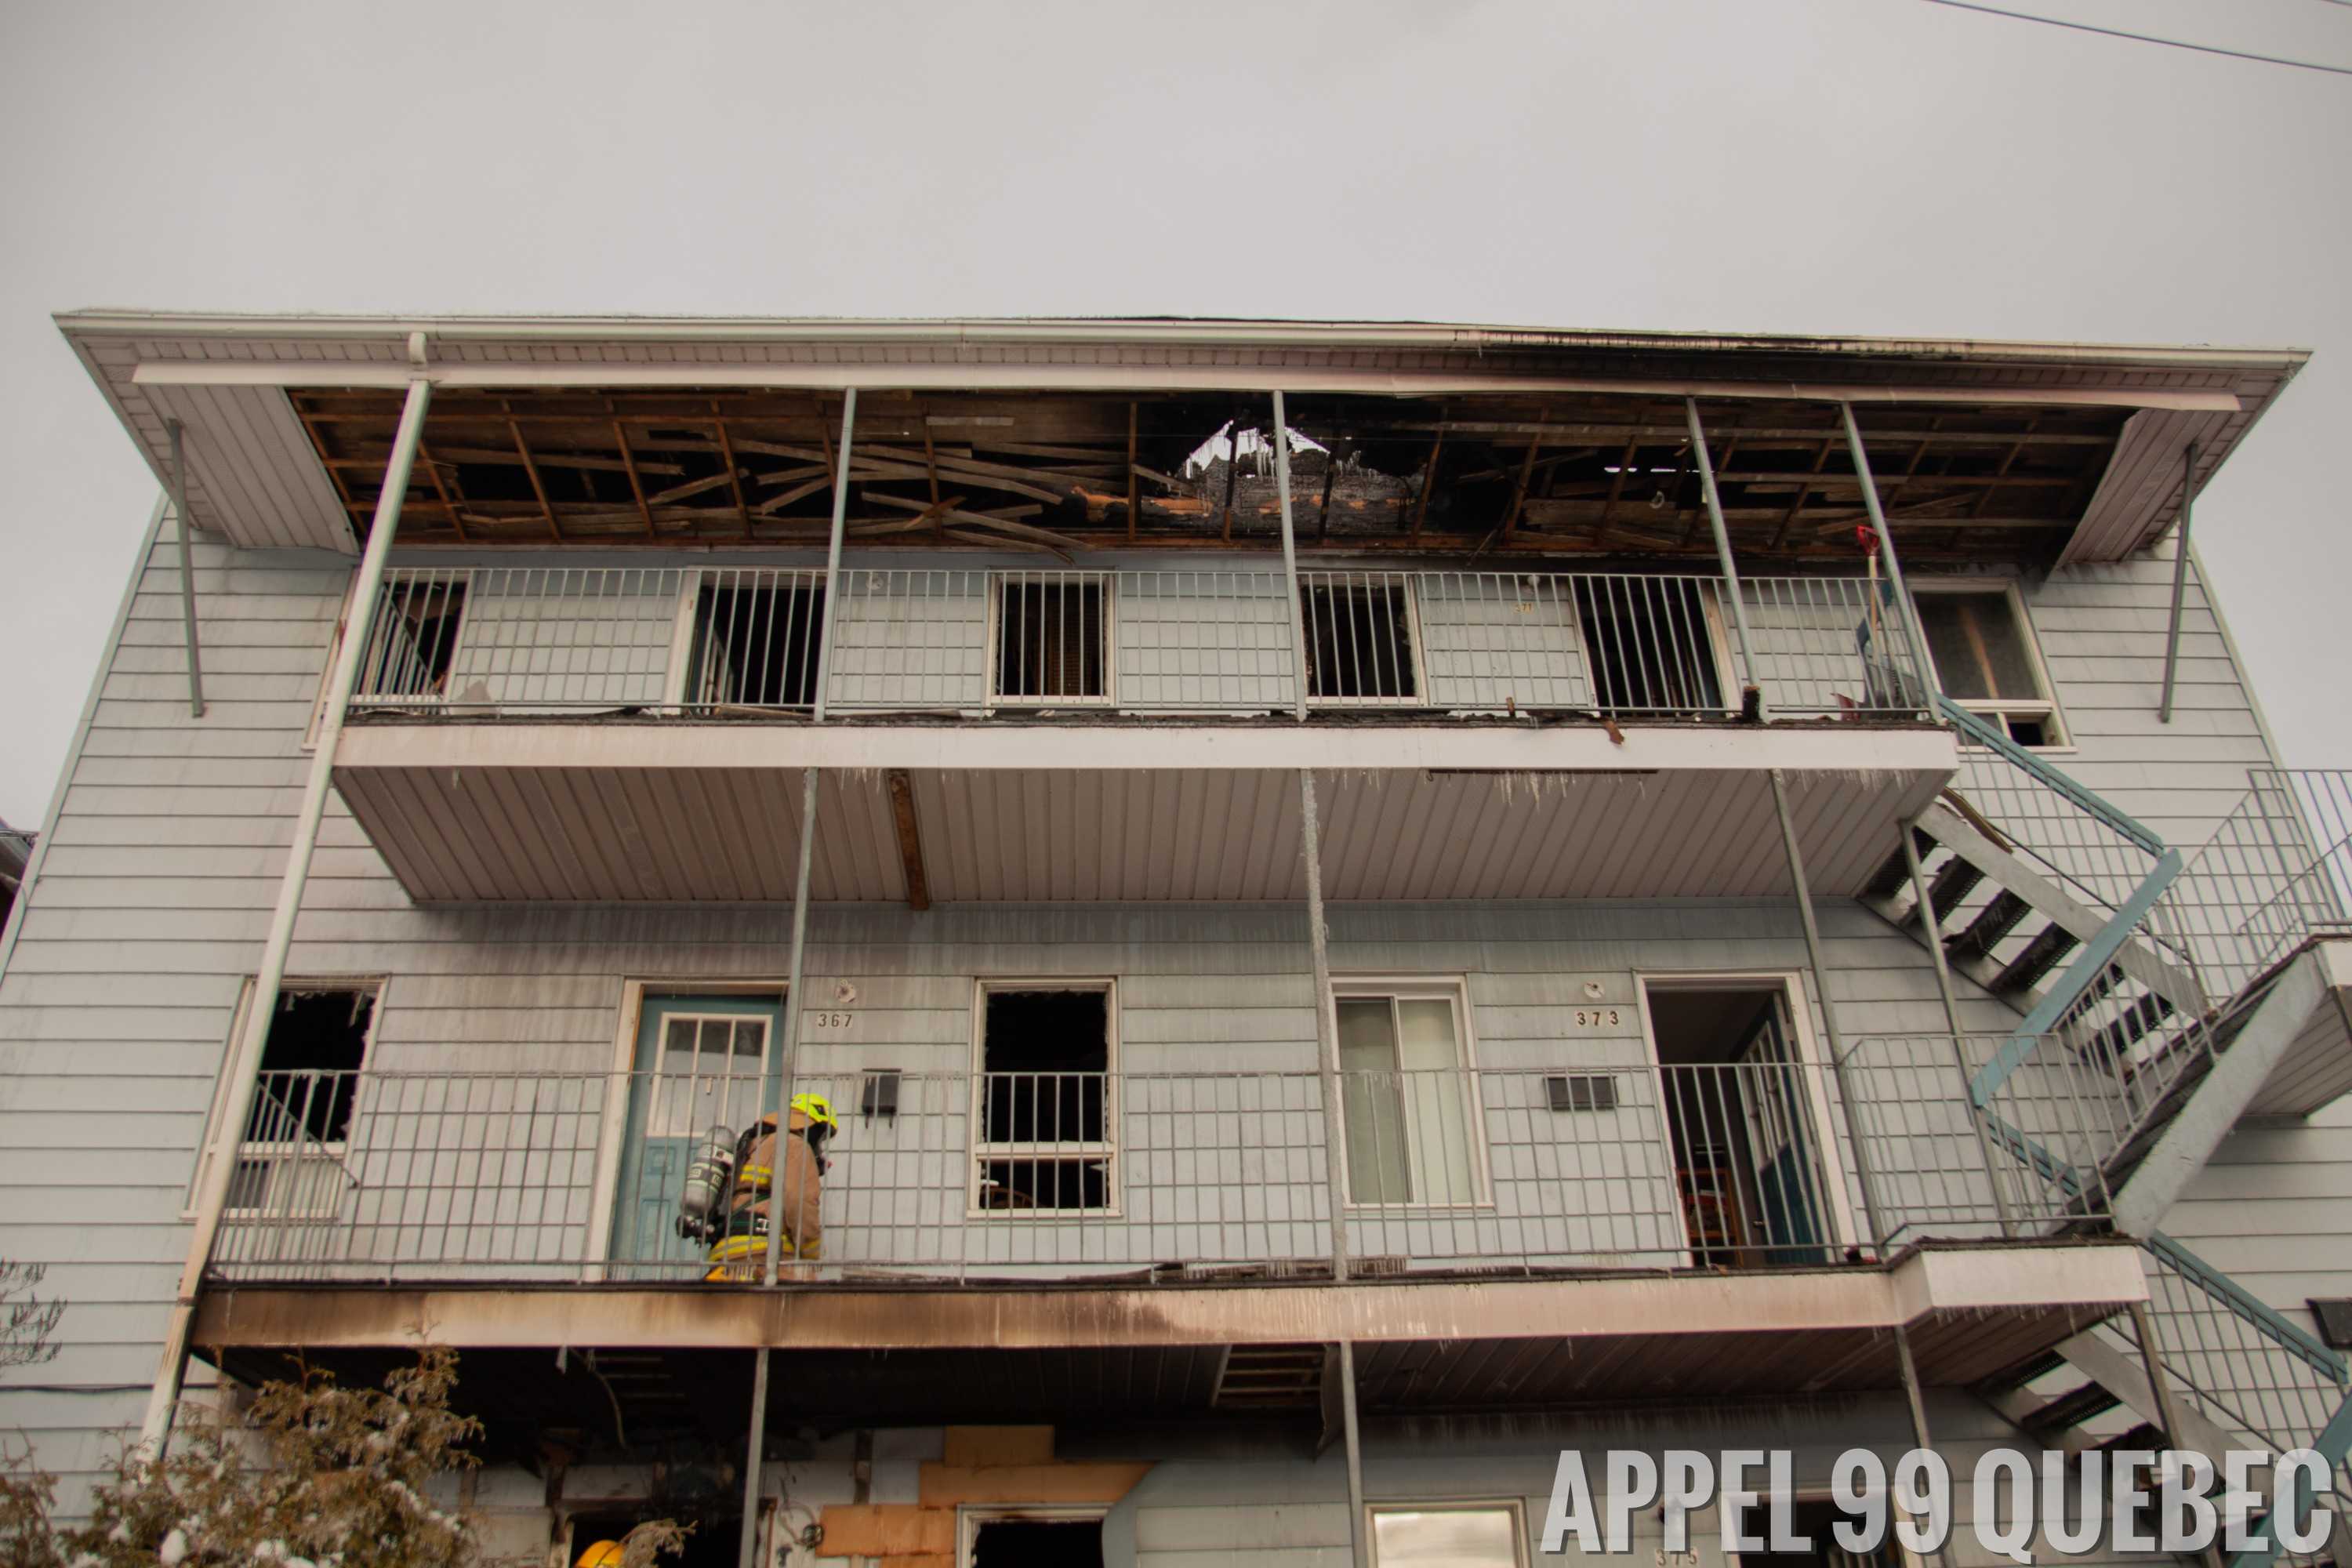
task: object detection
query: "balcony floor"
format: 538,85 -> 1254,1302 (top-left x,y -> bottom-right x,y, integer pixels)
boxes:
333,716 -> 1953,903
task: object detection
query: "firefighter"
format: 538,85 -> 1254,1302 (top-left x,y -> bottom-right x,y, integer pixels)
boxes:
575,1541 -> 624,1568
704,1091 -> 837,1279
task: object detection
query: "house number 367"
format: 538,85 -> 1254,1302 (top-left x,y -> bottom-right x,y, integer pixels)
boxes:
808,1011 -> 854,1029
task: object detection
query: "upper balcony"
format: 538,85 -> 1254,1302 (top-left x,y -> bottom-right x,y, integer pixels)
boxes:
327,561 -> 1957,904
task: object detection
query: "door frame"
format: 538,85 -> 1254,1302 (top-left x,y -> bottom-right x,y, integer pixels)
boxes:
1632,970 -> 1858,1265
585,978 -> 789,1273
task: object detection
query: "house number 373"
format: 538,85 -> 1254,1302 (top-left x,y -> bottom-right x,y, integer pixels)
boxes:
1573,1007 -> 1622,1027
808,1011 -> 854,1029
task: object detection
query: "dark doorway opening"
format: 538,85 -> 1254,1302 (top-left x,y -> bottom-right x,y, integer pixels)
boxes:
970,1517 -> 1105,1567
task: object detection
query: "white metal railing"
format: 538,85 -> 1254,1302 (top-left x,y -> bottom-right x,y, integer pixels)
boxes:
2176,769 -> 2352,997
205,1056 -> 2057,1287
347,566 -> 1932,720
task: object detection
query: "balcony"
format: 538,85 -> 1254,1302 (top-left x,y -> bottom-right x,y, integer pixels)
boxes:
328,564 -> 1956,904
190,1051 -> 2147,1426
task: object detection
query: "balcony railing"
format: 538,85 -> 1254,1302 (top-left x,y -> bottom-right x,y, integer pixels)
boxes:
2176,768 -> 2352,997
208,1049 -> 2103,1287
347,565 -> 1931,721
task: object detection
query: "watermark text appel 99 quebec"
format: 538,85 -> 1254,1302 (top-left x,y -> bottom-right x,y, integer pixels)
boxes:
1538,1447 -> 2336,1559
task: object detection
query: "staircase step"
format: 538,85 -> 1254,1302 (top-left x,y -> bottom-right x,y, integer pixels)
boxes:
1861,838 -> 1926,903
1994,922 -> 2082,996
1910,857 -> 1987,935
2080,993 -> 2175,1069
2021,1380 -> 2123,1440
1947,891 -> 2033,963
1973,1347 -> 2070,1396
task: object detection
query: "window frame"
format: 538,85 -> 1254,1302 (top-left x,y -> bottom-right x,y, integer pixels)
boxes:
1366,1499 -> 1530,1567
666,566 -> 829,711
1330,975 -> 1492,1210
1561,572 -> 1738,717
1298,572 -> 1431,709
188,977 -> 386,1223
967,977 -> 1121,1219
985,571 -> 1117,710
1908,579 -> 2070,750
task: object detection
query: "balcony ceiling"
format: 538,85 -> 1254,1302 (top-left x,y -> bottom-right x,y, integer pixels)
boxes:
59,313 -> 2304,566
331,719 -> 1954,905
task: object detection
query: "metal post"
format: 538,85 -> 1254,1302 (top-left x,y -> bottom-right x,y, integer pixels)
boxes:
1900,822 -> 2016,1238
1338,1338 -> 1370,1568
1273,390 -> 1311,721
739,765 -> 824,1566
1298,770 -> 1350,1281
140,376 -> 434,1448
810,389 -> 858,723
167,419 -> 205,718
1839,403 -> 1936,700
1684,398 -> 1761,713
2128,1301 -> 2226,1568
2159,444 -> 2198,724
1892,1324 -> 1959,1568
1768,768 -> 1889,1249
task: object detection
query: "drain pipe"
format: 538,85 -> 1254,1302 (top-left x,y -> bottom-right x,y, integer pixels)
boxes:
2158,444 -> 2198,724
1273,390 -> 1310,721
810,390 -> 858,723
1768,768 -> 1890,1250
166,419 -> 205,718
140,375 -> 434,1448
1685,398 -> 1762,716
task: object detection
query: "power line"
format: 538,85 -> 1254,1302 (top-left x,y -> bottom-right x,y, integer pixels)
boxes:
1919,0 -> 2352,75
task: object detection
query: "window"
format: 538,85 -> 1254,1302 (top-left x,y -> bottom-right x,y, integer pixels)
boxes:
684,572 -> 824,708
1370,1503 -> 1526,1566
1301,575 -> 1420,702
964,1512 -> 1105,1568
1911,584 -> 2064,746
1335,982 -> 1482,1207
355,574 -> 467,700
217,985 -> 379,1219
995,576 -> 1108,702
1572,576 -> 1724,713
973,983 -> 1115,1211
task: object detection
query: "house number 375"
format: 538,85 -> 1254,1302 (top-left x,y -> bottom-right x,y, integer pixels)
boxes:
808,1011 -> 854,1029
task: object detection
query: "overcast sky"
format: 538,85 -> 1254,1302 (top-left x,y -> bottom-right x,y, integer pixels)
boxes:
1,0 -> 2347,826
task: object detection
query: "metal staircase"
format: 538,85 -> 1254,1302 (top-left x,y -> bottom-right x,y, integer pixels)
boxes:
1862,703 -> 2352,1567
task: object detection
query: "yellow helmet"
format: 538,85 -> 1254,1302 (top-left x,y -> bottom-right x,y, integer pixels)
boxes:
576,1542 -> 625,1568
789,1092 -> 838,1131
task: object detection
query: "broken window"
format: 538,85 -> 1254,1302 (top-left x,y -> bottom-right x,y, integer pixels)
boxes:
685,572 -> 825,708
995,576 -> 1108,702
1911,584 -> 2065,746
1301,575 -> 1419,702
1726,1498 -> 1904,1568
356,575 -> 466,699
975,985 -> 1112,1211
223,986 -> 377,1217
1572,576 -> 1724,713
967,1515 -> 1105,1568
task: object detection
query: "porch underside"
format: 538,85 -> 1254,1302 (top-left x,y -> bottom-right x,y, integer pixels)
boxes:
332,719 -> 1953,903
198,1242 -> 2142,1442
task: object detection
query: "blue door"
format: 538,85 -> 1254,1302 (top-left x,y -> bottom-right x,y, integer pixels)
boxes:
609,994 -> 782,1275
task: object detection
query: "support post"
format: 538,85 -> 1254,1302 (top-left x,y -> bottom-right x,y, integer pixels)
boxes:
1298,769 -> 1350,1281
2159,444 -> 2198,724
140,376 -> 433,1448
1768,768 -> 1889,1250
1893,1324 -> 1959,1568
167,419 -> 205,718
810,389 -> 858,723
1840,403 -> 1937,700
1338,1338 -> 1370,1568
2128,1299 -> 2219,1568
1273,390 -> 1310,721
1684,398 -> 1761,713
741,764 -> 824,1566
1900,821 -> 2016,1238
